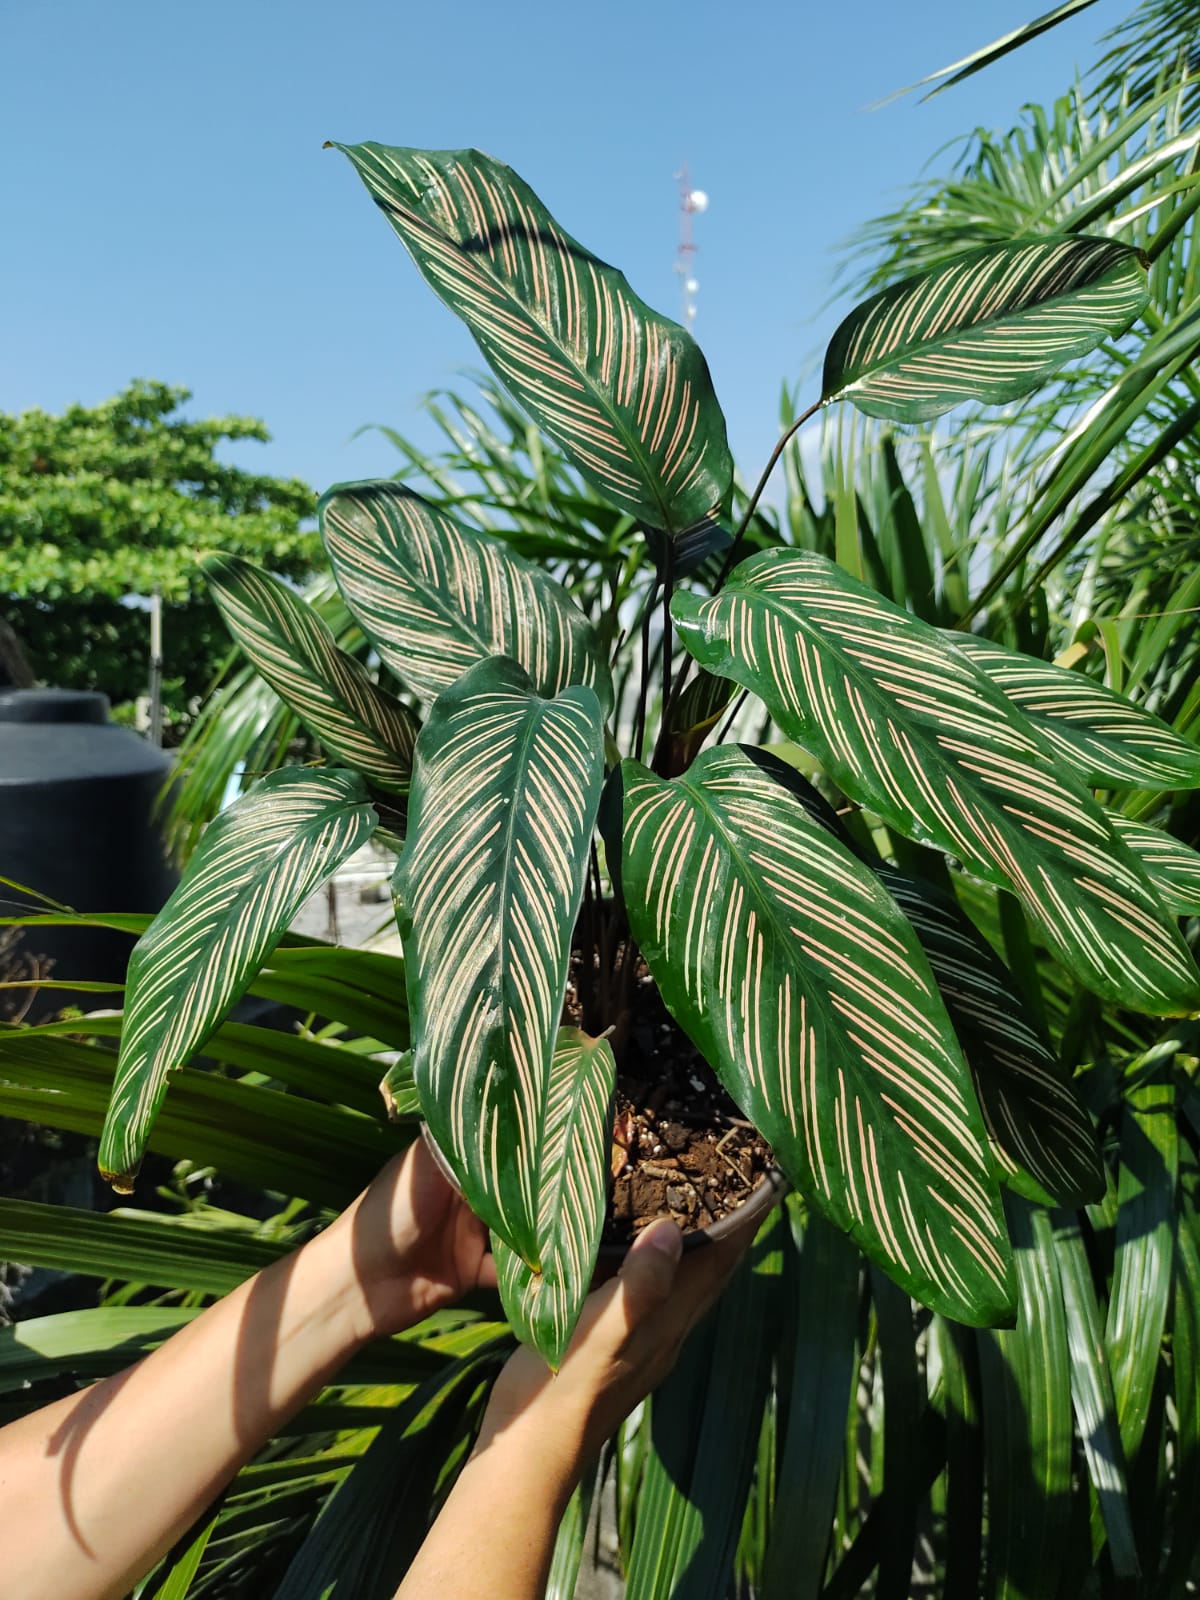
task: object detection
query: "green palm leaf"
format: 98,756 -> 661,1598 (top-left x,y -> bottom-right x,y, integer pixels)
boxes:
952,632 -> 1200,790
618,746 -> 1014,1325
394,656 -> 604,1266
204,554 -> 418,794
823,236 -> 1148,423
493,1026 -> 616,1367
320,480 -> 613,716
98,768 -> 377,1190
672,550 -> 1200,1014
328,143 -> 733,538
1107,812 -> 1200,914
877,869 -> 1103,1207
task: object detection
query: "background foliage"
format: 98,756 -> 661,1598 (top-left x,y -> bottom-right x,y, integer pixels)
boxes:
0,380 -> 318,729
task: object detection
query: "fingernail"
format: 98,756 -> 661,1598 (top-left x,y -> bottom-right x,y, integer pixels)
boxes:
635,1220 -> 683,1263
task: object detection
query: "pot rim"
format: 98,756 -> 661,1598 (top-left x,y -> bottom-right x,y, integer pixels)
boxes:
418,1122 -> 790,1257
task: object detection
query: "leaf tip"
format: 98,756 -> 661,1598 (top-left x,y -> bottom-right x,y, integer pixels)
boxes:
100,1163 -> 138,1196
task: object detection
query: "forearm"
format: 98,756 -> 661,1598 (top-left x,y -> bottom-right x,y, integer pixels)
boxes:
396,1409 -> 586,1600
0,1223 -> 373,1600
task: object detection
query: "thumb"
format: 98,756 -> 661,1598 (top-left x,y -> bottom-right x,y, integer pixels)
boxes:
617,1220 -> 683,1320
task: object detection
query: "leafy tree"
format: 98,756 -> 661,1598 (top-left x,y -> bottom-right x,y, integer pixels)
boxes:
0,380 -> 319,729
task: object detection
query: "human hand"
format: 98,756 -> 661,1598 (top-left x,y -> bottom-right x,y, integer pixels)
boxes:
474,1212 -> 754,1483
319,1137 -> 497,1342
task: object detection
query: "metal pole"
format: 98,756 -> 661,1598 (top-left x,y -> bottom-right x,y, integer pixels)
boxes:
148,588 -> 163,747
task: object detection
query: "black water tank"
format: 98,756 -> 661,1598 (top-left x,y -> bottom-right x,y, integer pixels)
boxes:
0,689 -> 177,1018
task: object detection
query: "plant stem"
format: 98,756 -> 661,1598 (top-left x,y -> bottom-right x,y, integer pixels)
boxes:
714,396 -> 826,592
632,574 -> 659,763
590,842 -> 610,1024
660,539 -> 675,719
715,688 -> 749,745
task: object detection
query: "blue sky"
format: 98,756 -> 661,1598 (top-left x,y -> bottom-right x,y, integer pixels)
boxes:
2,0 -> 1129,503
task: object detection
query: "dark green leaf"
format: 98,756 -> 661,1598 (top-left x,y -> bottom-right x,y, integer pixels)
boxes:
99,767 -> 378,1190
395,657 -> 604,1271
320,480 -> 613,715
823,237 -> 1148,423
329,143 -> 733,538
619,746 -> 1014,1324
672,550 -> 1200,1014
205,553 -> 419,794
952,632 -> 1200,790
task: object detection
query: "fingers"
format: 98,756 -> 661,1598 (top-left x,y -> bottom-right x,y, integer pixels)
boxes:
617,1219 -> 684,1317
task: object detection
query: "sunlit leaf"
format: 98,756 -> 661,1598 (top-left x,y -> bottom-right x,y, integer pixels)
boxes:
1107,812 -> 1200,915
205,554 -> 418,794
672,550 -> 1200,1014
953,632 -> 1200,790
823,236 -> 1148,423
395,656 -> 604,1268
330,143 -> 733,539
618,746 -> 1014,1325
493,1027 -> 616,1367
320,480 -> 613,716
99,768 -> 377,1190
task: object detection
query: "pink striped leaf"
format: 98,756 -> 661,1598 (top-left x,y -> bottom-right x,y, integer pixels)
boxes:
395,656 -> 605,1270
672,550 -> 1200,1015
617,745 -> 1014,1325
1107,811 -> 1200,915
823,236 -> 1148,423
329,143 -> 733,540
320,480 -> 613,717
950,632 -> 1200,791
493,1027 -> 616,1368
99,768 -> 378,1190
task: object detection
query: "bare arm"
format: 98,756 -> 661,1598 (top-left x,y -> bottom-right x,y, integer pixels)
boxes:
397,1217 -> 751,1600
0,1140 -> 495,1600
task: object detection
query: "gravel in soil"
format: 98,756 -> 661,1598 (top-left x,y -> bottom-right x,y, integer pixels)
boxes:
569,956 -> 775,1248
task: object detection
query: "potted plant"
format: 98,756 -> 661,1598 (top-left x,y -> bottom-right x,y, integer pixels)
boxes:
99,142 -> 1200,1368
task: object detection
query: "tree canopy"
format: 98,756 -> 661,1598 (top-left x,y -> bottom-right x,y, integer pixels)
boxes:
0,381 -> 319,727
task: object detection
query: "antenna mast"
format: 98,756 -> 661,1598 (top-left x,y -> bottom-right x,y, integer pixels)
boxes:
674,162 -> 708,329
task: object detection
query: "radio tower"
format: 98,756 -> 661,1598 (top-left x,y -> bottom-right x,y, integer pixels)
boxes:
675,162 -> 709,329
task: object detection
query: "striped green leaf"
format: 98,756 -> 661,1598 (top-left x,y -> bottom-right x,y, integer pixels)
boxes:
394,656 -> 604,1266
204,554 -> 418,794
952,632 -> 1200,790
823,236 -> 1148,422
750,770 -> 1101,1208
672,550 -> 1200,1014
379,1050 -> 419,1122
618,746 -> 1014,1325
320,480 -> 613,716
1106,812 -> 1200,915
878,868 -> 1104,1208
99,767 -> 377,1190
664,668 -> 738,775
493,1026 -> 616,1367
329,143 -> 732,538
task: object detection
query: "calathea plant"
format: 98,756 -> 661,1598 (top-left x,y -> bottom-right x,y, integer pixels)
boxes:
99,143 -> 1200,1367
